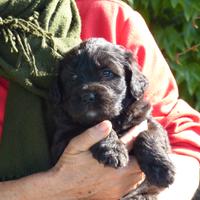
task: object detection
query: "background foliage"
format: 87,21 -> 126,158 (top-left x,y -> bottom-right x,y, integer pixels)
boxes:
123,0 -> 200,111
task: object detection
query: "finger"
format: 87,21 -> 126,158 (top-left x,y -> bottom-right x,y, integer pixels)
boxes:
120,120 -> 148,150
65,120 -> 112,154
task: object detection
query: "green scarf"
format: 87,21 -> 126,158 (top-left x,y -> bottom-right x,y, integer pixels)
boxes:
0,0 -> 81,180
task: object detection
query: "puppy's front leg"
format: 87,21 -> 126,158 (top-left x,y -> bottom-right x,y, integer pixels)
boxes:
132,118 -> 175,188
90,129 -> 129,168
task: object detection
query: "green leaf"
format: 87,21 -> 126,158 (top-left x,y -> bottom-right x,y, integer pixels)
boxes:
151,1 -> 162,15
185,63 -> 200,95
170,0 -> 179,8
182,0 -> 195,21
183,23 -> 196,47
195,90 -> 200,111
171,63 -> 185,84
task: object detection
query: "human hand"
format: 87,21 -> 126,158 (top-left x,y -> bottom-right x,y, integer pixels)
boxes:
52,120 -> 147,200
121,120 -> 148,150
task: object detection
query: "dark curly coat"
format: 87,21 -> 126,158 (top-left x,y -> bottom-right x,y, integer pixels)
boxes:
50,38 -> 175,200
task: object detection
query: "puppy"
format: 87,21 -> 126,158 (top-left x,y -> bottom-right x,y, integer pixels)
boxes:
50,38 -> 175,199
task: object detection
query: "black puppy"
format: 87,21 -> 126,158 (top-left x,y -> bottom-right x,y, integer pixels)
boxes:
50,38 -> 175,199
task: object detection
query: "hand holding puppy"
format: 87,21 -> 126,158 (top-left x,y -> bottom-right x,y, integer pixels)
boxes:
53,120 -> 146,200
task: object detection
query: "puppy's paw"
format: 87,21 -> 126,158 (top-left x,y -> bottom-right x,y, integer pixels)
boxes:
143,158 -> 175,187
90,141 -> 129,168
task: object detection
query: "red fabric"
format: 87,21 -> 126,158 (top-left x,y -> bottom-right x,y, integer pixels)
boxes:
76,0 -> 200,161
0,0 -> 199,161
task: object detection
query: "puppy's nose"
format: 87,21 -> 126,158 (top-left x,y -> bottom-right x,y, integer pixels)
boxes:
81,92 -> 96,104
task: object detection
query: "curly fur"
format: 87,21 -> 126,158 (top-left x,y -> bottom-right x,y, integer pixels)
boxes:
50,38 -> 175,199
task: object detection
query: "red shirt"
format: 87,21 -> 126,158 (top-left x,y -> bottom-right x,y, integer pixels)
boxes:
1,0 -> 200,161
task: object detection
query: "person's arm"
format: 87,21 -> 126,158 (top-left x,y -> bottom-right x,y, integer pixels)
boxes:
157,154 -> 199,200
0,121 -> 145,200
121,10 -> 200,199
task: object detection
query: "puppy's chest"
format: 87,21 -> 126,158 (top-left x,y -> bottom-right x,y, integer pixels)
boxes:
111,108 -> 151,138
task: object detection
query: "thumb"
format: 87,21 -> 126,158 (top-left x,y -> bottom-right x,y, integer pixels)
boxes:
65,120 -> 112,154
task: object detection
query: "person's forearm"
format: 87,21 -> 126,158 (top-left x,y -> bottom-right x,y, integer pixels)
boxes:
0,170 -> 70,200
0,171 -> 51,200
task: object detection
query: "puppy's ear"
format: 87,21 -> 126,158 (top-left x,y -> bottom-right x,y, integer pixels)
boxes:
124,52 -> 148,100
49,78 -> 63,105
130,67 -> 148,99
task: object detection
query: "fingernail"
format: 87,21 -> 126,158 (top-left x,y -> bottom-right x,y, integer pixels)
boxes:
95,120 -> 112,133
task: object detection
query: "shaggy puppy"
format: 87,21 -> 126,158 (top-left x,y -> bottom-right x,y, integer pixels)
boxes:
50,38 -> 175,199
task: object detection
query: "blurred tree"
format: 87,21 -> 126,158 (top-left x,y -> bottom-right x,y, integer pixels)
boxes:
123,0 -> 200,111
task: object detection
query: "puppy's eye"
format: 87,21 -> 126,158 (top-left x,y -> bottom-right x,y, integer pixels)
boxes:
101,69 -> 114,79
71,74 -> 78,80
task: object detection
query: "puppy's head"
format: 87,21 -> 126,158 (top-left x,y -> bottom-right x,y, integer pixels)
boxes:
51,38 -> 148,125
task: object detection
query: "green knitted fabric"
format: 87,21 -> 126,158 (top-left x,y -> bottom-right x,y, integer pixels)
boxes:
0,0 -> 81,180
